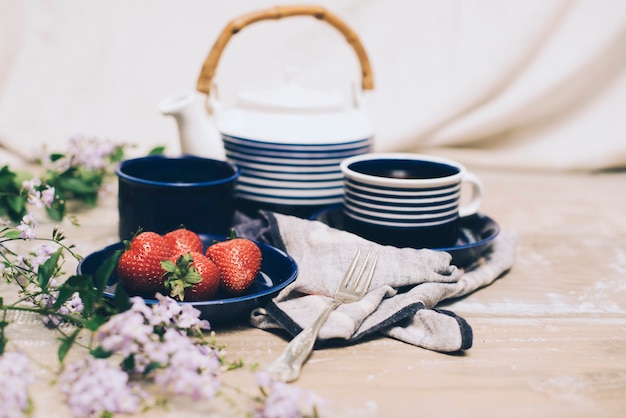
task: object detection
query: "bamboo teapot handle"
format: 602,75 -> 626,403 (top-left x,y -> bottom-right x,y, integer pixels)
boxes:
196,4 -> 374,98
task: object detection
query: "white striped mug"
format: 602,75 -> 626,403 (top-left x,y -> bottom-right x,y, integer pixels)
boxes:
340,153 -> 483,248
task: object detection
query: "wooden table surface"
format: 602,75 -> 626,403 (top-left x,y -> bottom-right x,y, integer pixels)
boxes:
5,167 -> 626,417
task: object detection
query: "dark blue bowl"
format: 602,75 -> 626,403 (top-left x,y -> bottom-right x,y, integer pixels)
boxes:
77,234 -> 298,327
116,155 -> 239,240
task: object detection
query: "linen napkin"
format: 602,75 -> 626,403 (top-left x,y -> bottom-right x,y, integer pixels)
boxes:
235,211 -> 517,353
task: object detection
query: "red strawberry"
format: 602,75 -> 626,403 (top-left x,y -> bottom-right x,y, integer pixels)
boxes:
206,234 -> 262,296
164,228 -> 204,257
116,231 -> 173,296
162,251 -> 220,302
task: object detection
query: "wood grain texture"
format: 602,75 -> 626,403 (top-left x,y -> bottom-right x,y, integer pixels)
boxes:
213,168 -> 626,417
3,168 -> 625,417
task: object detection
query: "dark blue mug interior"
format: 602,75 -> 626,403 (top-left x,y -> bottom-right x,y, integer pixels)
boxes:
349,159 -> 459,179
116,155 -> 239,240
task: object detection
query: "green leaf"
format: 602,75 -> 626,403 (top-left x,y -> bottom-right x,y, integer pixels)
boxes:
37,248 -> 63,290
143,361 -> 163,375
81,192 -> 99,207
94,250 -> 122,298
0,165 -> 15,183
109,145 -> 125,163
89,345 -> 112,359
57,328 -> 81,363
6,194 -> 26,217
56,176 -> 99,194
53,280 -> 80,310
84,314 -> 109,332
53,275 -> 94,316
184,268 -> 202,284
1,230 -> 21,239
48,153 -> 66,162
45,204 -> 65,222
148,146 -> 166,155
122,354 -> 136,372
112,281 -> 131,312
161,259 -> 177,273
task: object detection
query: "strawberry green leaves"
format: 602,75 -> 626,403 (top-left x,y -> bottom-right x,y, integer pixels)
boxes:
162,253 -> 203,301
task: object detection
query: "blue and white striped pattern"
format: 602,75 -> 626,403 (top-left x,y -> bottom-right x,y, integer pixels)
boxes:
343,179 -> 460,227
223,134 -> 372,206
340,153 -> 465,228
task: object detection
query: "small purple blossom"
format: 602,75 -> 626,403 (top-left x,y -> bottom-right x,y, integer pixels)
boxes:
95,295 -> 222,400
18,275 -> 85,328
177,303 -> 212,330
149,293 -> 183,326
17,212 -> 37,240
29,243 -> 56,273
152,329 -> 221,400
152,293 -> 211,331
43,290 -> 84,328
50,135 -> 118,172
40,186 -> 56,208
27,191 -> 43,208
96,306 -> 155,369
58,356 -> 146,417
21,178 -> 41,195
254,372 -> 323,418
96,295 -> 214,380
0,351 -> 34,418
21,178 -> 55,209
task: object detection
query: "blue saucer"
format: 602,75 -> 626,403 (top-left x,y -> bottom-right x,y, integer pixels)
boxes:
77,234 -> 298,327
311,206 -> 500,267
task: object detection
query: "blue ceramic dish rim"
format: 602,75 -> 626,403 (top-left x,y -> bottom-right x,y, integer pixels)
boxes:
223,142 -> 371,157
310,205 -> 500,252
239,170 -> 342,177
222,133 -> 372,149
76,235 -> 298,308
237,194 -> 343,203
116,155 -> 240,188
433,215 -> 499,252
226,151 -> 349,166
227,157 -> 343,172
238,178 -> 343,189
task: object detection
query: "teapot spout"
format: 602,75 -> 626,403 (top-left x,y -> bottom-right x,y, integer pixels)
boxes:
159,93 -> 225,160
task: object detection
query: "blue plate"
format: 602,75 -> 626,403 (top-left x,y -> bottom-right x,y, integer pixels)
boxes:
311,206 -> 500,267
77,234 -> 298,326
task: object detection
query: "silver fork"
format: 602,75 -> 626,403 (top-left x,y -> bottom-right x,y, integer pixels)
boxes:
265,250 -> 378,382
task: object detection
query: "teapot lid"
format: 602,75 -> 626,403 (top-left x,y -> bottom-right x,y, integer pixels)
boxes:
217,67 -> 373,144
237,67 -> 344,112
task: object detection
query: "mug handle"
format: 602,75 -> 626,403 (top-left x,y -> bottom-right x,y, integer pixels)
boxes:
459,172 -> 483,218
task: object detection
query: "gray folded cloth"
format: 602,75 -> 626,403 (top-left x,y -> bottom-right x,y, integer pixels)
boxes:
235,211 -> 517,353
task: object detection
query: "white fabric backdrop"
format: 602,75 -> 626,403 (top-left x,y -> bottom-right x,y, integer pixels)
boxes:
1,0 -> 625,171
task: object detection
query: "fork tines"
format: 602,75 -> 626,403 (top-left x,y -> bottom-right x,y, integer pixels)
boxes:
338,250 -> 379,296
